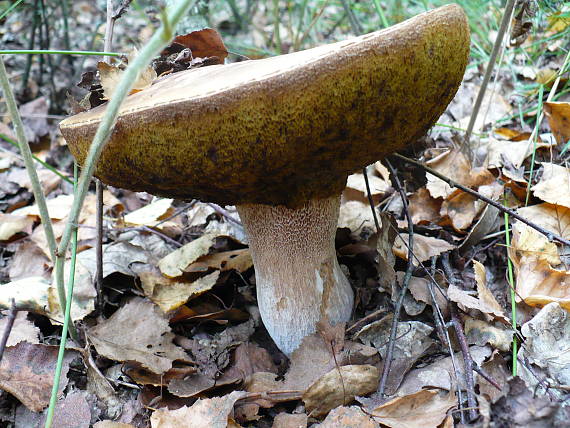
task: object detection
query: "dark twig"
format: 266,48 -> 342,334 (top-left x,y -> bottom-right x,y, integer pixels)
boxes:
473,363 -> 502,391
378,160 -> 414,396
0,300 -> 17,364
363,166 -> 381,234
394,153 -> 570,247
450,304 -> 479,422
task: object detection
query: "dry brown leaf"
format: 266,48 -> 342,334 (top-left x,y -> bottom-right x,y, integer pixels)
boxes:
8,240 -> 50,281
517,203 -> 570,240
440,190 -> 479,231
140,269 -> 219,312
89,298 -> 190,374
150,390 -> 246,428
167,28 -> 228,64
316,406 -> 379,428
345,173 -> 390,204
0,342 -> 76,411
12,194 -> 74,220
303,365 -> 380,417
338,199 -> 376,237
158,232 -> 219,278
486,138 -> 551,170
544,102 -> 570,145
123,198 -> 175,229
185,249 -> 252,273
0,311 -> 39,346
532,162 -> 570,208
0,213 -> 34,241
370,389 -> 456,428
98,60 -> 157,100
473,260 -> 506,318
447,283 -> 508,323
425,149 -> 494,199
408,187 -> 441,225
514,256 -> 570,310
509,222 -> 560,268
464,317 -> 513,352
393,234 -> 454,264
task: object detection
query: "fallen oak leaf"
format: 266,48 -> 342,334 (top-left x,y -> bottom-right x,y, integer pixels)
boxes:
162,28 -> 228,65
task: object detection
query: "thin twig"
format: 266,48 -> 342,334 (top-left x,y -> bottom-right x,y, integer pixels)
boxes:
363,166 -> 381,234
378,160 -> 414,396
206,203 -> 242,227
393,153 -> 570,247
0,300 -> 17,364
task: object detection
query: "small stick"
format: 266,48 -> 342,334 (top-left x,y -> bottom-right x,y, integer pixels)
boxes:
0,300 -> 17,364
378,160 -> 414,396
393,153 -> 570,247
363,166 -> 381,234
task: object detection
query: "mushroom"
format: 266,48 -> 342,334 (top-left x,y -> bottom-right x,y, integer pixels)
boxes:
60,4 -> 470,356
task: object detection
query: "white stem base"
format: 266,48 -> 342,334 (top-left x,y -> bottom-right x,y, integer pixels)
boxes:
237,196 -> 354,356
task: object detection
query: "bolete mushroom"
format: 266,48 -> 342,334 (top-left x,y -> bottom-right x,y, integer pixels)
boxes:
60,4 -> 470,356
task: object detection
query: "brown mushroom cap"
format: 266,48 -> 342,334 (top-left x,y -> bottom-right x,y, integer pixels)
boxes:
60,4 -> 469,207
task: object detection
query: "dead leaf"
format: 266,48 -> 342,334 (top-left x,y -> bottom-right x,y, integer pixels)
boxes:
316,406 -> 379,427
0,342 -> 76,411
447,283 -> 508,323
123,198 -> 175,229
8,240 -> 50,281
303,365 -> 379,417
408,188 -> 441,225
509,222 -> 560,267
393,234 -> 454,264
517,203 -> 570,240
0,311 -> 40,346
544,102 -> 570,145
94,422 -> 135,428
165,28 -> 228,64
185,249 -> 252,273
20,97 -> 48,142
98,60 -> 157,100
0,213 -> 34,241
532,162 -> 570,208
89,298 -> 190,374
370,389 -> 456,428
464,317 -> 513,352
158,232 -> 219,278
473,260 -> 506,317
150,390 -> 246,428
140,269 -> 219,312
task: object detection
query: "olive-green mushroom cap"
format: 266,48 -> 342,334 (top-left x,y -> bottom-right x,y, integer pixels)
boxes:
60,4 -> 470,207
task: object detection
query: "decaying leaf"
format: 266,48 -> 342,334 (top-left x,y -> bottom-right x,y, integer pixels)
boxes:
517,203 -> 570,240
303,365 -> 380,417
447,283 -> 508,323
509,221 -> 560,267
370,389 -> 456,428
122,198 -> 175,229
393,233 -> 454,264
0,213 -> 34,241
0,311 -> 40,346
0,342 -> 76,411
464,317 -> 513,352
150,390 -> 245,428
165,28 -> 229,64
519,303 -> 570,388
408,187 -> 441,225
89,298 -> 190,374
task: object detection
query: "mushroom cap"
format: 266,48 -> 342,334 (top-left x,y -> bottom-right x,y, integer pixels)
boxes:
60,4 -> 469,207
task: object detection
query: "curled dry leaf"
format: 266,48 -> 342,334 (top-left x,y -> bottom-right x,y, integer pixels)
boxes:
509,222 -> 560,267
140,269 -> 219,313
166,28 -> 229,64
532,163 -> 570,208
122,198 -> 176,230
370,389 -> 456,428
150,390 -> 246,428
393,233 -> 454,264
473,260 -> 506,318
88,298 -> 190,374
447,283 -> 508,323
543,102 -> 570,145
98,60 -> 157,100
464,316 -> 513,352
303,365 -> 380,417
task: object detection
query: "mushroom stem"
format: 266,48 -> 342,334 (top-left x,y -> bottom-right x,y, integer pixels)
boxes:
237,195 -> 353,356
